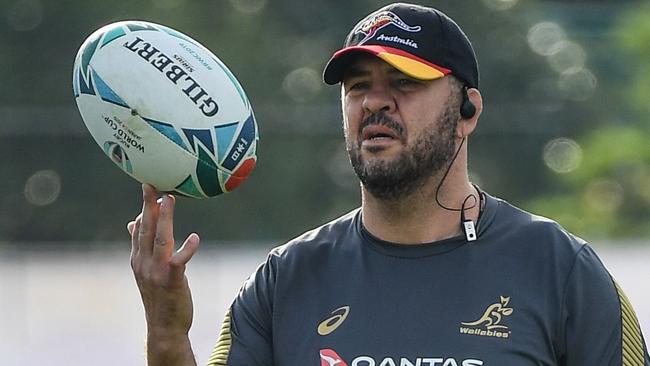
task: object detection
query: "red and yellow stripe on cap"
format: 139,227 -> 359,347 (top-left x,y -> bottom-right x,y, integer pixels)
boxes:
330,45 -> 451,81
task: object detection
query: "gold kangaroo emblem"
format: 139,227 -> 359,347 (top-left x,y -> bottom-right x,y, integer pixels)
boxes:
462,296 -> 513,330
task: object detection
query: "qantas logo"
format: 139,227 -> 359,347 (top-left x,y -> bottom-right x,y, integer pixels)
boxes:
320,349 -> 349,366
319,349 -> 483,366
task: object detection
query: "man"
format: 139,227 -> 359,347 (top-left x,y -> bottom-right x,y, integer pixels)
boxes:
128,3 -> 650,366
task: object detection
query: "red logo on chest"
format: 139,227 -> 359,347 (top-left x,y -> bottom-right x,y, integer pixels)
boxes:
320,348 -> 349,366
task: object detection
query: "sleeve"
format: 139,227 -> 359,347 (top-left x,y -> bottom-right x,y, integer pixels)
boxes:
206,251 -> 278,366
559,244 -> 650,366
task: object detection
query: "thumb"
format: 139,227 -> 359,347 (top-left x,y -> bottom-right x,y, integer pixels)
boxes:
170,233 -> 200,269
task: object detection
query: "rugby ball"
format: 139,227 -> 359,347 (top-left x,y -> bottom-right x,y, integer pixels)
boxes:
72,20 -> 258,198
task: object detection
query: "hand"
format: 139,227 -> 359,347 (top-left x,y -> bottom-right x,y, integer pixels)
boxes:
128,184 -> 200,365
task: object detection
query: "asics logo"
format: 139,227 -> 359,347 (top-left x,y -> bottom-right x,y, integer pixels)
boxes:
318,306 -> 350,336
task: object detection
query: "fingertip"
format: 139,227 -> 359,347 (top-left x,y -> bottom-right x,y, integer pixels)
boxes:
158,194 -> 176,217
127,216 -> 142,235
188,232 -> 200,246
162,193 -> 176,205
171,233 -> 200,267
142,183 -> 160,201
177,233 -> 200,255
142,183 -> 152,200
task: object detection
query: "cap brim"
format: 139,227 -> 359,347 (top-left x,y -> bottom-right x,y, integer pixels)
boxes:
323,45 -> 452,85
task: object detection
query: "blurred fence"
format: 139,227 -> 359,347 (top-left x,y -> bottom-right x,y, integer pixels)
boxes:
0,241 -> 648,366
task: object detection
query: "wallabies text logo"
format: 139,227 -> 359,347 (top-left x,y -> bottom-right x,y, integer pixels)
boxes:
460,296 -> 513,339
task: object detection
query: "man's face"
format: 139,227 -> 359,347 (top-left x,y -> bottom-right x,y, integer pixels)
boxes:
341,55 -> 460,200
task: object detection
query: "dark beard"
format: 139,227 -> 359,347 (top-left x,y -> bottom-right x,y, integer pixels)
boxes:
347,102 -> 458,201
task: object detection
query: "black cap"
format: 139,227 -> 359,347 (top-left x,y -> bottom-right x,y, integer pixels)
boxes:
323,2 -> 479,88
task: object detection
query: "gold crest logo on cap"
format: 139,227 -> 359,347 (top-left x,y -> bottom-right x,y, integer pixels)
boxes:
355,11 -> 421,44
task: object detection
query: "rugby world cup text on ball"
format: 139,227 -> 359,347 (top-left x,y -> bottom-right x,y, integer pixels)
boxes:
104,115 -> 145,153
123,37 -> 219,117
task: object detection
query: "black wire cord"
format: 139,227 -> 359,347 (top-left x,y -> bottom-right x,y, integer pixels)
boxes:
434,137 -> 478,213
433,136 -> 484,241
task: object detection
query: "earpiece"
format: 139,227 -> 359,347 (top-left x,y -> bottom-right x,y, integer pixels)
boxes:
460,86 -> 476,119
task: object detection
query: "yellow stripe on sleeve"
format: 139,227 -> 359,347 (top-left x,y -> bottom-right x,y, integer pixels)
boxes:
206,309 -> 233,366
614,281 -> 645,366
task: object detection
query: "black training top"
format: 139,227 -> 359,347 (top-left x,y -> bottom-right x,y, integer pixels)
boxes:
207,193 -> 649,366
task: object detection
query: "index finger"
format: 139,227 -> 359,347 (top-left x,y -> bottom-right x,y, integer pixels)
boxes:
153,193 -> 176,263
138,183 -> 160,257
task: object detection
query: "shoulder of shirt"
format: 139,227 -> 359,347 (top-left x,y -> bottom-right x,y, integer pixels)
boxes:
489,194 -> 588,254
266,208 -> 360,260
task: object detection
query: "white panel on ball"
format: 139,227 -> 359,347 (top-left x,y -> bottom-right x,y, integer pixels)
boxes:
73,21 -> 259,198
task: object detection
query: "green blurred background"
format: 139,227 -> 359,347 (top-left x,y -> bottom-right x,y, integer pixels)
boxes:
2,0 -> 650,245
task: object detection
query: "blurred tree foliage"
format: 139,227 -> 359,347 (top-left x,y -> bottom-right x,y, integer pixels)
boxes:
528,4 -> 650,239
0,0 -> 646,244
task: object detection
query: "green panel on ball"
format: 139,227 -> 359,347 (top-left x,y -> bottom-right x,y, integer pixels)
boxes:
175,175 -> 204,198
196,146 -> 223,197
81,34 -> 101,75
101,25 -> 127,48
126,22 -> 158,33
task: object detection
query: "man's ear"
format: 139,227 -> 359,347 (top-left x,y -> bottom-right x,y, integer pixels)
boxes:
457,88 -> 482,138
